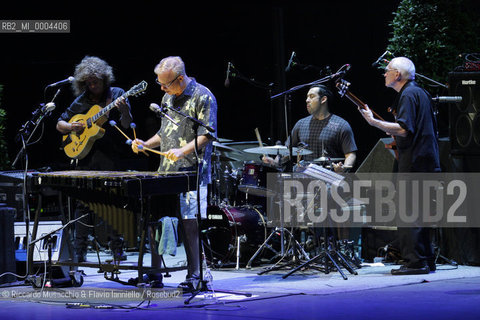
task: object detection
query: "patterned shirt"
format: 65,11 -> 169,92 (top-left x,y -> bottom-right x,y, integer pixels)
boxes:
156,79 -> 217,184
288,114 -> 357,162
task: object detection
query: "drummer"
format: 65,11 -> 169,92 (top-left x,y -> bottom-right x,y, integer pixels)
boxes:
263,84 -> 357,173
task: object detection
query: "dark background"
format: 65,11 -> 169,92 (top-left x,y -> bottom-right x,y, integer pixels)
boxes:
2,1 -> 458,171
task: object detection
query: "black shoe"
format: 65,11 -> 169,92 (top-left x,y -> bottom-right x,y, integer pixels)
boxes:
178,276 -> 200,293
128,273 -> 163,288
391,265 -> 430,275
427,260 -> 436,272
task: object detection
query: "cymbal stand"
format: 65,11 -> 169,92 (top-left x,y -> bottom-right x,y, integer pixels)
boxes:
281,164 -> 358,279
282,226 -> 358,280
246,188 -> 309,272
210,149 -> 222,206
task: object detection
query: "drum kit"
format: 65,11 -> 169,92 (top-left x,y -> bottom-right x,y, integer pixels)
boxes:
203,139 -> 359,274
205,140 -> 283,267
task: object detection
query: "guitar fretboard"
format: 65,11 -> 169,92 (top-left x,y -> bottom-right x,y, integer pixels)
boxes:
91,92 -> 128,123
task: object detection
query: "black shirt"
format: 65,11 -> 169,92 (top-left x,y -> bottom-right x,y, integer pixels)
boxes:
393,81 -> 440,172
58,87 -> 132,170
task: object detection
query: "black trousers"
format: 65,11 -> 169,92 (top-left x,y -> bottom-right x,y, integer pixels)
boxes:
397,227 -> 434,268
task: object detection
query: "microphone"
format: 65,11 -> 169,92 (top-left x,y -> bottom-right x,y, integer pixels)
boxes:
43,102 -> 56,113
432,96 -> 463,103
331,64 -> 351,80
285,51 -> 296,72
372,51 -> 391,68
161,103 -> 215,133
47,76 -> 75,88
31,102 -> 56,118
224,62 -> 232,87
149,103 -> 179,127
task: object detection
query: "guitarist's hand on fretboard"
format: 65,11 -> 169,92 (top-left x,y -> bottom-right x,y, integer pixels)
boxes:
114,96 -> 129,110
357,104 -> 376,126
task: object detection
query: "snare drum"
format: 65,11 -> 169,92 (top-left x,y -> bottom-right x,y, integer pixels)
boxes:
238,161 -> 279,197
201,205 -> 266,265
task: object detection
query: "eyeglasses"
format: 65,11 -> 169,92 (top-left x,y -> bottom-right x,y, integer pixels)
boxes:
384,67 -> 398,74
155,74 -> 180,88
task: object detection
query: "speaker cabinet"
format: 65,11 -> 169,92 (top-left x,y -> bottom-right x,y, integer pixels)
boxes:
356,138 -> 397,173
0,206 -> 16,284
448,72 -> 480,155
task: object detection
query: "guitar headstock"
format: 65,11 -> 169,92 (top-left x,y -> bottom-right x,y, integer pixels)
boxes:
126,80 -> 148,97
335,79 -> 351,98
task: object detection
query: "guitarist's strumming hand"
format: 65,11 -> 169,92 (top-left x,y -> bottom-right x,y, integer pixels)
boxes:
70,121 -> 85,134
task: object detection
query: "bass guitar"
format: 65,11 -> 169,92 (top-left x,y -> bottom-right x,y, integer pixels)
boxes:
335,79 -> 398,159
62,80 -> 147,159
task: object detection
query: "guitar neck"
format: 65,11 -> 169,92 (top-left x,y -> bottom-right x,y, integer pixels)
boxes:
344,91 -> 385,122
91,92 -> 128,123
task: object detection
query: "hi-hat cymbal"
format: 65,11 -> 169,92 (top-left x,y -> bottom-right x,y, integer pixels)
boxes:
213,141 -> 245,153
244,145 -> 313,156
313,156 -> 345,162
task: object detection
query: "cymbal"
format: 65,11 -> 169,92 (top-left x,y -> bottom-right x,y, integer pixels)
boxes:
212,153 -> 242,162
213,141 -> 245,153
217,137 -> 233,142
313,156 -> 345,162
244,145 -> 313,156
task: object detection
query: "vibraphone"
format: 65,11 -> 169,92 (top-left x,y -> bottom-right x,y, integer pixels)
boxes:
28,170 -> 197,282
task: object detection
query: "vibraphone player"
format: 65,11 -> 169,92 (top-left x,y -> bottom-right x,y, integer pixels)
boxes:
132,56 -> 217,291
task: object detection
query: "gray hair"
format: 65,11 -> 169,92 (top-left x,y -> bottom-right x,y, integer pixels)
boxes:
154,56 -> 186,76
389,57 -> 416,80
72,56 -> 115,96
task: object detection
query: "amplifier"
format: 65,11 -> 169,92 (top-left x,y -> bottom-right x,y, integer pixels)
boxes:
14,221 -> 70,262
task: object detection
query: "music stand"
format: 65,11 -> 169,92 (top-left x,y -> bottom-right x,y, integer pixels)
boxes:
281,164 -> 358,279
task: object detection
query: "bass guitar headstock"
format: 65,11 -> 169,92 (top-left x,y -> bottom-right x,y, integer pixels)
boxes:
335,78 -> 351,98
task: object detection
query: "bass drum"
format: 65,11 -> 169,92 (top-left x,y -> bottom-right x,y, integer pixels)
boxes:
201,205 -> 267,266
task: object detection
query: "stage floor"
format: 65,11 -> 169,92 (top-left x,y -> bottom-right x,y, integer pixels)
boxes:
1,249 -> 480,319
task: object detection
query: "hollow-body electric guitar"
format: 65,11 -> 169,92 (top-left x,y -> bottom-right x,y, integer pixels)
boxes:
62,81 -> 147,159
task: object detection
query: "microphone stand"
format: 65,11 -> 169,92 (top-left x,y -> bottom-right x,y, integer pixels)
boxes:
226,64 -> 276,138
165,106 -> 251,304
12,86 -> 62,285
